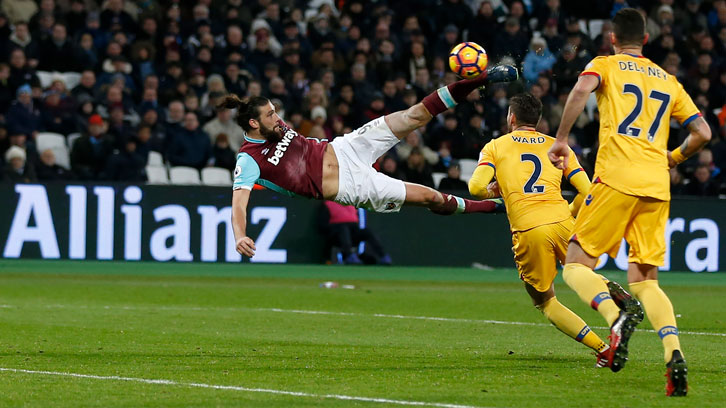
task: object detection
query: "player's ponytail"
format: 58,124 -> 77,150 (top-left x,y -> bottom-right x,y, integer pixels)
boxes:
217,94 -> 270,132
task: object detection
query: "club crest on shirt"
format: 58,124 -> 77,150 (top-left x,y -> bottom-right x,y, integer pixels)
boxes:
585,194 -> 593,206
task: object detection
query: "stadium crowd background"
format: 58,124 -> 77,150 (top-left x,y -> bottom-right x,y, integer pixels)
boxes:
0,0 -> 724,197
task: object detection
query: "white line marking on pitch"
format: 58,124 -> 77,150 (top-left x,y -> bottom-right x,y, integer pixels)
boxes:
0,367 -> 489,408
7,303 -> 726,337
253,307 -> 726,338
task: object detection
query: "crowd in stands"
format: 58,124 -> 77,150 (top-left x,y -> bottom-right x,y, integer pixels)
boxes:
0,0 -> 725,197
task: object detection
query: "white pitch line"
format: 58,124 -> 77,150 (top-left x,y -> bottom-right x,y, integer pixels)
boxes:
6,303 -> 726,337
253,307 -> 726,338
0,367 -> 489,408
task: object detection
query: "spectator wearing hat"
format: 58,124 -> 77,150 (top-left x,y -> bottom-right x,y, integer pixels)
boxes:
542,17 -> 566,55
6,84 -> 40,137
71,114 -> 114,180
202,106 -> 244,151
438,160 -> 469,192
523,37 -> 557,85
166,112 -> 211,170
310,105 -> 333,139
363,92 -> 389,122
2,145 -> 37,182
36,148 -> 72,180
281,19 -> 313,59
187,67 -> 207,98
80,10 -> 111,52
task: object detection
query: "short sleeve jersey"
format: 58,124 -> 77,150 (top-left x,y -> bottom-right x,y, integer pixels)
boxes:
580,54 -> 701,201
478,130 -> 583,232
232,128 -> 328,199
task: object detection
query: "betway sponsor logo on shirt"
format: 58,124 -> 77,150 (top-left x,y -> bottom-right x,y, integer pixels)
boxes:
267,129 -> 296,166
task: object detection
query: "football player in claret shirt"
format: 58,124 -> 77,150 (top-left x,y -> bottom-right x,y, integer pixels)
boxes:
468,93 -> 639,368
227,65 -> 519,258
548,8 -> 711,396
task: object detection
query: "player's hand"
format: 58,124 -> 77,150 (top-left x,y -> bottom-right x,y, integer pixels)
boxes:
487,181 -> 501,197
548,139 -> 570,170
236,236 -> 256,257
667,151 -> 677,169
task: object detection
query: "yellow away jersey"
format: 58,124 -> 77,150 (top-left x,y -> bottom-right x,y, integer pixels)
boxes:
581,54 -> 701,201
478,130 -> 583,232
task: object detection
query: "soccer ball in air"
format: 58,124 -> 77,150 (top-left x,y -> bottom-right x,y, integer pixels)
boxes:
449,42 -> 488,79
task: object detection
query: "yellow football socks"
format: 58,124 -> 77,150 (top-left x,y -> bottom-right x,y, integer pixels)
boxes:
539,297 -> 608,352
629,280 -> 683,362
563,263 -> 621,326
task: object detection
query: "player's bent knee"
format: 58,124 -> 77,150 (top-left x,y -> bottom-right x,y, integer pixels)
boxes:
565,240 -> 597,268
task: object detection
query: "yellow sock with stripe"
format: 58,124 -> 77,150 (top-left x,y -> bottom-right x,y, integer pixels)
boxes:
562,263 -> 621,326
629,280 -> 683,363
539,297 -> 608,352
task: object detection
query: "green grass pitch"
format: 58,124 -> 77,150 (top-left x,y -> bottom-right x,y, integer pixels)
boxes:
1,260 -> 724,407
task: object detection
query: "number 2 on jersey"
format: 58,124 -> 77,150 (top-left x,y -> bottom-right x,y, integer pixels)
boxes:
617,83 -> 671,142
521,153 -> 545,194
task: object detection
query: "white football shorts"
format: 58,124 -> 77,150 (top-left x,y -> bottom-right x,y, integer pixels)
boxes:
330,116 -> 406,213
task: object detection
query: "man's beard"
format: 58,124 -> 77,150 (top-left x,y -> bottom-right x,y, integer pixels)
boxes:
260,121 -> 283,142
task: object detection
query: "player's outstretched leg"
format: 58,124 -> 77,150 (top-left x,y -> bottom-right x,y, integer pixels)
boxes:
385,65 -> 519,139
404,183 -> 503,215
526,284 -> 610,366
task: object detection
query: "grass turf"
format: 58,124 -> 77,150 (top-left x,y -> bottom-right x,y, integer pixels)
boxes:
0,260 -> 724,407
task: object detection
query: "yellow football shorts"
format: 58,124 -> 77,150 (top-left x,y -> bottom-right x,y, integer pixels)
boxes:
572,182 -> 669,266
512,218 -> 573,292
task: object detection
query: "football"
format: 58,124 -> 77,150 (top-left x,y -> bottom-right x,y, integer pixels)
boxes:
448,42 -> 488,79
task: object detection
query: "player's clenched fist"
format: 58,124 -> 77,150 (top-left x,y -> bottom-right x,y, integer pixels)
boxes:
547,139 -> 570,170
236,236 -> 256,257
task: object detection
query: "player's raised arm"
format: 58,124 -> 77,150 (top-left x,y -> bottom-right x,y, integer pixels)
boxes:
232,188 -> 256,257
668,117 -> 712,168
548,74 -> 599,170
